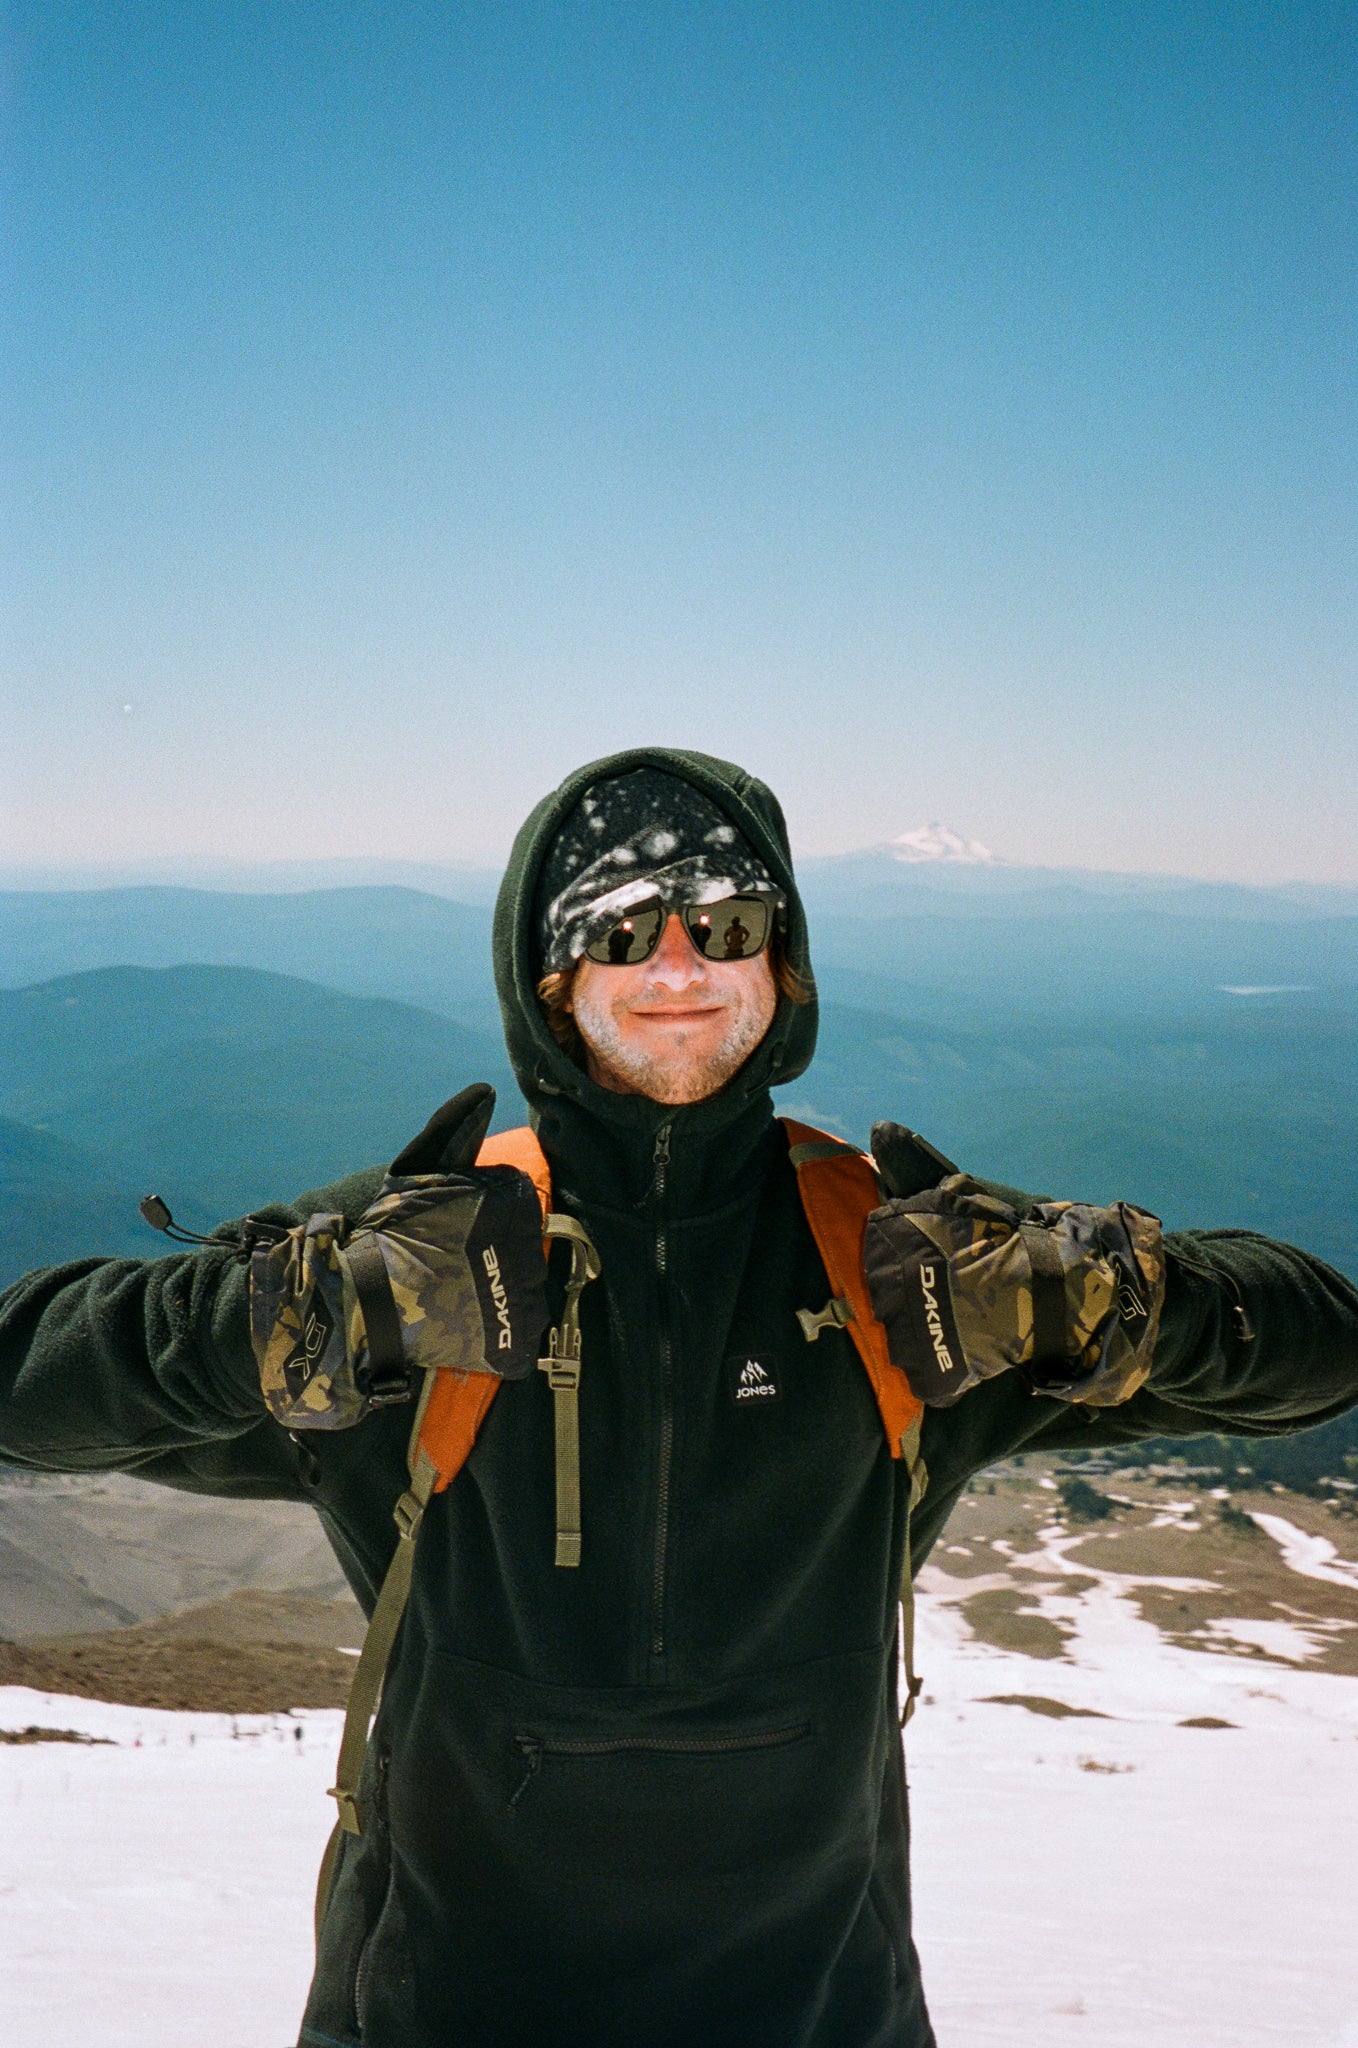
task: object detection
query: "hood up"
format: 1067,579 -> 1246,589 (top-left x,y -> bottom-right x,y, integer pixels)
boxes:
493,748 -> 818,1150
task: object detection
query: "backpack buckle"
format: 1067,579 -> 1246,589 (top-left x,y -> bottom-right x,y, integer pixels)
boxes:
797,1296 -> 854,1343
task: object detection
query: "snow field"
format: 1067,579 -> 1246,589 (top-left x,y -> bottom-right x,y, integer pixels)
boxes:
0,1699 -> 339,2048
2,1559 -> 1357,2048
908,1566 -> 1358,2046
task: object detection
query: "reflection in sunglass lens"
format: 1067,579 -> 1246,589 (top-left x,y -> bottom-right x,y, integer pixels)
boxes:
584,903 -> 664,965
684,896 -> 771,960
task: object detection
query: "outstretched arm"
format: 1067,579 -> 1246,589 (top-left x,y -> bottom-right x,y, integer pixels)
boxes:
1082,1226 -> 1358,1443
0,1168 -> 385,1476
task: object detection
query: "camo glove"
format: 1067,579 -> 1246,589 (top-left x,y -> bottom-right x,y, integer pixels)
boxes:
863,1141 -> 1165,1410
249,1086 -> 551,1429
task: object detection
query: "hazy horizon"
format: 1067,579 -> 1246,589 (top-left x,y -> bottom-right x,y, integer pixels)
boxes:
3,833 -> 1358,899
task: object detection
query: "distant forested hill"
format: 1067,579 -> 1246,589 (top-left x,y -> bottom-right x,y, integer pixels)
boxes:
794,994 -> 1358,1276
0,965 -> 521,1286
0,887 -> 501,1031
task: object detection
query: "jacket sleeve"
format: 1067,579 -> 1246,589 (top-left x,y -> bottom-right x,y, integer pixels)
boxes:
0,1167 -> 385,1476
957,1163 -> 1358,1444
0,1247 -> 259,1472
1108,1228 -> 1358,1441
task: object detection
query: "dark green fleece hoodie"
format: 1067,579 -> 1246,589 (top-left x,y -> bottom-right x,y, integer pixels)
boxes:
4,747 -> 1358,2048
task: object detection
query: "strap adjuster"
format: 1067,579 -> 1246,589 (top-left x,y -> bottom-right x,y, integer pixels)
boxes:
392,1489 -> 426,1541
328,1785 -> 362,1835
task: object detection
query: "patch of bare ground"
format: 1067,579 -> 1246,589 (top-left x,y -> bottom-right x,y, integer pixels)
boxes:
957,1590 -> 1073,1660
933,1467 -> 1358,1673
980,1694 -> 1109,1720
0,1725 -> 111,1744
0,1589 -> 366,1713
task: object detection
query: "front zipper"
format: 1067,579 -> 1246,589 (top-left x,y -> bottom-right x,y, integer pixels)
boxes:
649,1118 -> 675,1661
510,1723 -> 811,1806
351,1748 -> 391,2031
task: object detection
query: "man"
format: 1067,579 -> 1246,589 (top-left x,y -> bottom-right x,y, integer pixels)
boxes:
3,745 -> 1357,2048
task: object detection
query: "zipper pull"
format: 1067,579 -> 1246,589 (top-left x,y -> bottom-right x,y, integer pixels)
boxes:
510,1737 -> 542,1808
651,1119 -> 673,1197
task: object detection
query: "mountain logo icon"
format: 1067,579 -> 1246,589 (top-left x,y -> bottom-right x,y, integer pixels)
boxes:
729,1354 -> 781,1405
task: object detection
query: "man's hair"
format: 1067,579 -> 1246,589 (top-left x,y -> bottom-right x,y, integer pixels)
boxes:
537,935 -> 811,1059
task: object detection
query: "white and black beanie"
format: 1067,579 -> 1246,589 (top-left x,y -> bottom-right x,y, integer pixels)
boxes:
536,768 -> 781,974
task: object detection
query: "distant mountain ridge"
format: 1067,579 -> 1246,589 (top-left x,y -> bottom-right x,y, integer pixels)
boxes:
0,964 -> 521,1285
4,853 -> 1358,917
0,886 -> 502,1030
797,851 -> 1358,921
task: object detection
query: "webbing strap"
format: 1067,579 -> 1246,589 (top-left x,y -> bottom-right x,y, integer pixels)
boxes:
787,1136 -> 862,1168
313,1419 -> 439,1945
345,1231 -> 412,1407
539,1339 -> 582,1568
1019,1221 -> 1068,1379
537,1212 -> 601,1570
898,1413 -> 928,1725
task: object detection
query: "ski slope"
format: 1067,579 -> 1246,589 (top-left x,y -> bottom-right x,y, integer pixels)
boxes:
2,1570 -> 1357,2048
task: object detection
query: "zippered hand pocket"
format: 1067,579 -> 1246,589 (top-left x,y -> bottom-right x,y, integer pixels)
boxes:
509,1722 -> 812,1809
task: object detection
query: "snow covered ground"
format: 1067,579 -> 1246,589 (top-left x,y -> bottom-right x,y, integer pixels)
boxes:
908,1559 -> 1358,2047
3,1525 -> 1358,2047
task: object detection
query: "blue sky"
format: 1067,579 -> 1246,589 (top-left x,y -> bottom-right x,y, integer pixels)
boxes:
3,2 -> 1355,880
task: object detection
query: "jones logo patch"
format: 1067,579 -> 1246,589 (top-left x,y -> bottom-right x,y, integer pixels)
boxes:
728,1354 -> 781,1406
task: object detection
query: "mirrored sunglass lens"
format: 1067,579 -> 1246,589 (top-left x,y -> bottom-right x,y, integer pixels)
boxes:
586,905 -> 663,964
684,896 -> 770,959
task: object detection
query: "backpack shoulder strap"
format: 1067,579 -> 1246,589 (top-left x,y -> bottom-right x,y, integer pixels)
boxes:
317,1126 -> 554,1937
782,1116 -> 929,1723
409,1126 -> 551,1496
781,1117 -> 923,1458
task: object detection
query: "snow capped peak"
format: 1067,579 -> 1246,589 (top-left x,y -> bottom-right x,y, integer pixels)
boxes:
887,822 -> 996,866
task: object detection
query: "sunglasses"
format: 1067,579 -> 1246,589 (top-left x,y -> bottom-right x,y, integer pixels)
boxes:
583,895 -> 775,967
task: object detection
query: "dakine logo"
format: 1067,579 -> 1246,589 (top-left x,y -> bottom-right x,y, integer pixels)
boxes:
282,1290 -> 333,1398
728,1354 -> 781,1405
1116,1281 -> 1145,1324
917,1264 -> 956,1375
482,1245 -> 514,1351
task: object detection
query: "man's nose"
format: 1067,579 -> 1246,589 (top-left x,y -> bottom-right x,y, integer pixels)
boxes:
646,914 -> 704,984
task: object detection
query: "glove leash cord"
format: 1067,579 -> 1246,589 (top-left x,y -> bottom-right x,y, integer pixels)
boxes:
538,1215 -> 603,1569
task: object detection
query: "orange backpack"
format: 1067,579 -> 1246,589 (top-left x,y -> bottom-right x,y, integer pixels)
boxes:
316,1119 -> 927,1937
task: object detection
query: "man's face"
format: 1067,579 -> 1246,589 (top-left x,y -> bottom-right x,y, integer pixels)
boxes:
568,911 -> 777,1106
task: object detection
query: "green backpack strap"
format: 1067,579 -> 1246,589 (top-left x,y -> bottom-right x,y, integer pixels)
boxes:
313,1134 -> 602,1948
897,1411 -> 928,1725
313,1399 -> 442,1944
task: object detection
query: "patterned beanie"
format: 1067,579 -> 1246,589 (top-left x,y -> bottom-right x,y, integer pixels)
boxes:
535,767 -> 781,973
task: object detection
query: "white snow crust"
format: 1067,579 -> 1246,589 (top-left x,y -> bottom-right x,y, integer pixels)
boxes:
889,823 -> 996,865
3,1565 -> 1357,2047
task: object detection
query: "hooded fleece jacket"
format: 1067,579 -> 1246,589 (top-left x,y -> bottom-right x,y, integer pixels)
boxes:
4,748 -> 1358,2048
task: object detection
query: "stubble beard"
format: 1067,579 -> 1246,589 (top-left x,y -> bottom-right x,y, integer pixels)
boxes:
572,986 -> 775,1105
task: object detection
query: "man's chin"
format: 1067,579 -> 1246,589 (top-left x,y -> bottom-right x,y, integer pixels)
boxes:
585,1043 -> 744,1105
